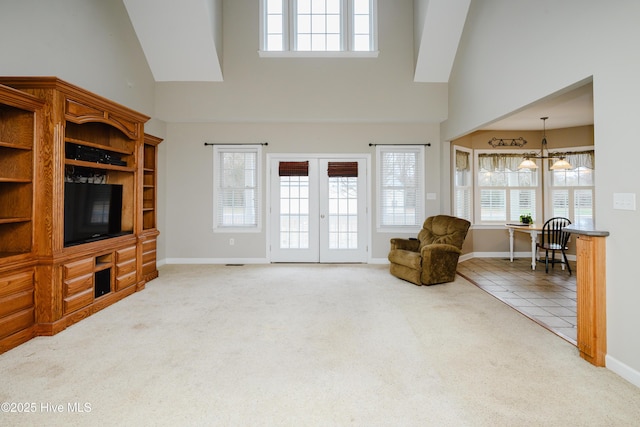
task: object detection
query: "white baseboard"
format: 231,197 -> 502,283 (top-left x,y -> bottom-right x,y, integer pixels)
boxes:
606,355 -> 640,388
164,258 -> 270,265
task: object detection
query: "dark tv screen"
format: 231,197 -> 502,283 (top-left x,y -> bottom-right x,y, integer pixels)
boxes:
64,182 -> 124,246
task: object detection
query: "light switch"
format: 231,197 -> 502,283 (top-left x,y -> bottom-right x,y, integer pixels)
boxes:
426,193 -> 437,200
613,193 -> 636,211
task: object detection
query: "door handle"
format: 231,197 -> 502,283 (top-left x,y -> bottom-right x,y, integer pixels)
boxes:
320,214 -> 325,219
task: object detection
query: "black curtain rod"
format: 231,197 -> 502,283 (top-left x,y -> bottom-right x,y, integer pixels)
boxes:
369,143 -> 431,147
204,142 -> 269,146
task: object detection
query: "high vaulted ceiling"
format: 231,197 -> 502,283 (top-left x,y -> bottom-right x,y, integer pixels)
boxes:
123,0 -> 467,84
122,0 -> 592,130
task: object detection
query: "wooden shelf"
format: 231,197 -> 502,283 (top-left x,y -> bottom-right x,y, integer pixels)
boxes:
0,177 -> 31,183
0,217 -> 31,224
65,137 -> 133,155
0,141 -> 32,150
65,158 -> 135,173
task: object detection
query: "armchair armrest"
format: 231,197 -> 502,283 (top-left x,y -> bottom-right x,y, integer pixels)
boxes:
421,243 -> 462,257
390,238 -> 420,252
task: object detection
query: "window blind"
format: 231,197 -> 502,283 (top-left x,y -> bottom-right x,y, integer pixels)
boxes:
279,161 -> 309,176
327,161 -> 358,177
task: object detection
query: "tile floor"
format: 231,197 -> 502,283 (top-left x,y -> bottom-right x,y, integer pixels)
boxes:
457,257 -> 577,345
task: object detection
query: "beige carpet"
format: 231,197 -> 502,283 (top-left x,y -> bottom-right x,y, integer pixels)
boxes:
1,264 -> 639,426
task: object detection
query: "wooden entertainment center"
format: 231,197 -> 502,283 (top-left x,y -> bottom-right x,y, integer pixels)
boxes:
0,77 -> 161,353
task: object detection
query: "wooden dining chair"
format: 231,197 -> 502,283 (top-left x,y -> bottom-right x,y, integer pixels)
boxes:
537,217 -> 572,275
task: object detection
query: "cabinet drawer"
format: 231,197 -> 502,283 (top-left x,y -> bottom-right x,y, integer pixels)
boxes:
64,273 -> 93,297
116,258 -> 136,276
142,239 -> 156,253
142,260 -> 157,276
0,308 -> 35,340
63,258 -> 94,279
0,290 -> 34,319
115,271 -> 137,291
116,246 -> 136,263
142,249 -> 156,265
64,288 -> 93,314
0,270 -> 34,298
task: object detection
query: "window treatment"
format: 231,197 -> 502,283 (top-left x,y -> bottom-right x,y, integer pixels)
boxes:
327,161 -> 358,177
479,150 -> 595,171
455,150 -> 470,171
279,161 -> 309,176
478,153 -> 525,171
549,150 -> 594,170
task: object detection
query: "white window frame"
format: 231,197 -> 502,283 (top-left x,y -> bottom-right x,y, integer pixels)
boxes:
474,149 -> 540,225
546,146 -> 595,227
259,0 -> 379,58
213,145 -> 263,232
376,145 -> 425,232
453,145 -> 473,223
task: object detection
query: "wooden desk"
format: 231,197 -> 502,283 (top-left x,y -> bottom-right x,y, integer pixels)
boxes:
505,224 -> 542,270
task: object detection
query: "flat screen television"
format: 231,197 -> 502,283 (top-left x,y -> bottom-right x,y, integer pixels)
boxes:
64,182 -> 126,247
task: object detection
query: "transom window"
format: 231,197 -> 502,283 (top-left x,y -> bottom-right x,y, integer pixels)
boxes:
261,0 -> 378,56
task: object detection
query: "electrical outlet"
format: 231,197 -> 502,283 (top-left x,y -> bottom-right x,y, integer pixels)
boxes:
229,238 -> 235,245
613,193 -> 636,211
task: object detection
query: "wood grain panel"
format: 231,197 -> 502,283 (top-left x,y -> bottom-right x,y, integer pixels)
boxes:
0,308 -> 34,340
64,273 -> 93,297
63,257 -> 94,279
115,271 -> 137,291
63,288 -> 93,314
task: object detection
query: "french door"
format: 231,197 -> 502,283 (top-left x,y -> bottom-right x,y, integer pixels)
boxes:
269,156 -> 368,263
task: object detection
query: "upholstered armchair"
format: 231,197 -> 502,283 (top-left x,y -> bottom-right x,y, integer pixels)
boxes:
388,215 -> 471,286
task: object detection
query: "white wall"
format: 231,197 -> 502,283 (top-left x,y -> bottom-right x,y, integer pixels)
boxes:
0,0 -> 156,117
443,0 -> 640,387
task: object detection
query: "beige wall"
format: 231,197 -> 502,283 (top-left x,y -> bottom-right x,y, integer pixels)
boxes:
164,121 -> 441,261
154,0 -> 445,123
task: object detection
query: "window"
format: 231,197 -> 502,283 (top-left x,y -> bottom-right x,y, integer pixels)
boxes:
213,145 -> 262,231
376,145 -> 424,230
260,0 -> 378,56
476,152 -> 538,223
453,146 -> 472,222
549,150 -> 595,228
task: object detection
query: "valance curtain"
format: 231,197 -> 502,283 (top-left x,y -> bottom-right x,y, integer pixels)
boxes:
455,150 -> 470,171
551,150 -> 594,170
478,153 -> 525,171
479,150 -> 595,171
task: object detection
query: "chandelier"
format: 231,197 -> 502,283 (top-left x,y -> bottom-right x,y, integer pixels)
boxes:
518,117 -> 572,170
